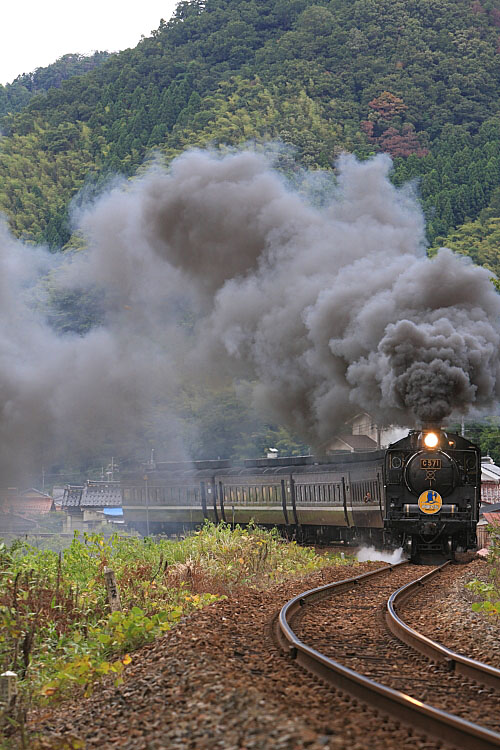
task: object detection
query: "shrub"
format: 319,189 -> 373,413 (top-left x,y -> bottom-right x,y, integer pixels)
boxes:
466,524 -> 500,618
0,524 -> 350,708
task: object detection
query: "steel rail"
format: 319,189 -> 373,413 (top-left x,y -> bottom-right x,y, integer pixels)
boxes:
277,562 -> 500,750
386,563 -> 500,691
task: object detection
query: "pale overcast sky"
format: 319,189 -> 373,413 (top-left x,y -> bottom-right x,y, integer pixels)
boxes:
1,1 -> 180,85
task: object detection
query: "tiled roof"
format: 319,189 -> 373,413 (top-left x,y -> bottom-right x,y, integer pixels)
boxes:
62,482 -> 122,508
80,483 -> 122,508
480,502 -> 500,514
327,434 -> 379,452
20,488 -> 52,499
344,435 -> 378,450
482,472 -> 500,484
62,486 -> 83,507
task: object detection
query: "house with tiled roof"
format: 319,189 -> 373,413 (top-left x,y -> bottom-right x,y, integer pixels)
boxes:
323,433 -> 379,453
62,481 -> 122,532
321,413 -> 407,454
481,456 -> 500,505
51,486 -> 65,511
18,489 -> 54,514
0,488 -> 52,535
81,481 -> 122,508
0,488 -> 54,515
477,500 -> 500,549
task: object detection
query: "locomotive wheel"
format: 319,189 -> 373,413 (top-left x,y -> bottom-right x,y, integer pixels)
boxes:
404,536 -> 414,558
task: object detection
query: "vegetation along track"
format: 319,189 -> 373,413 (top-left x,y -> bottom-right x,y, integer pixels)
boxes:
276,562 -> 500,750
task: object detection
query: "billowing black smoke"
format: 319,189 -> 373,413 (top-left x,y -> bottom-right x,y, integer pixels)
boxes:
1,149 -> 499,480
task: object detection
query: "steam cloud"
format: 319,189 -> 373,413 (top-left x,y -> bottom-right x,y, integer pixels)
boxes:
1,149 -> 500,481
356,545 -> 405,564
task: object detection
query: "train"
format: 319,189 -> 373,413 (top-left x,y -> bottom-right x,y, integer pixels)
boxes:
385,426 -> 480,557
120,426 -> 480,559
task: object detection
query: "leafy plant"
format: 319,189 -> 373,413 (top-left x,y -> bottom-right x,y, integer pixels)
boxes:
0,524 -> 348,719
466,524 -> 500,618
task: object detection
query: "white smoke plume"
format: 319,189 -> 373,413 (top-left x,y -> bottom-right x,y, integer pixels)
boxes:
1,148 -> 500,482
356,546 -> 406,564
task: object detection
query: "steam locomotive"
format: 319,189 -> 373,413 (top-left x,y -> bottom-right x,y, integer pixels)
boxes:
120,427 -> 480,558
384,426 -> 480,557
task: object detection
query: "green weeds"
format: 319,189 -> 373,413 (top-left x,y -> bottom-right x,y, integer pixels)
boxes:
466,525 -> 500,618
0,523 -> 349,725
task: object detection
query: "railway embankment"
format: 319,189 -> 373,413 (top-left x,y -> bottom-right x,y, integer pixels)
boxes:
398,560 -> 500,670
26,558 -> 498,750
284,559 -> 500,746
27,561 -> 397,750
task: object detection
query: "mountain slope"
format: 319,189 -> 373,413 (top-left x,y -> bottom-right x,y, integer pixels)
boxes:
0,52 -> 110,118
0,0 -> 499,249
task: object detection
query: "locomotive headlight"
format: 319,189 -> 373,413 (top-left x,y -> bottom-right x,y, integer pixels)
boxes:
424,432 -> 439,448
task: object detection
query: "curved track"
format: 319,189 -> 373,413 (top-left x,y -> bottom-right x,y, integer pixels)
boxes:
276,562 -> 500,750
386,564 -> 500,691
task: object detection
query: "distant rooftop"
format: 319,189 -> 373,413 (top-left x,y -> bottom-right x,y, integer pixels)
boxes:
326,434 -> 379,453
62,481 -> 122,508
481,462 -> 500,481
480,502 -> 500,514
82,481 -> 121,508
62,486 -> 83,508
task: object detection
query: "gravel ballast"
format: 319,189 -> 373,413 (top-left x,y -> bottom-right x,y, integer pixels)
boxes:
398,558 -> 500,668
29,559 -> 498,750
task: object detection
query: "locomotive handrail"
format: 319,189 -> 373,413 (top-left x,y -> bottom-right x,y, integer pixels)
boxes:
277,562 -> 500,750
386,564 -> 500,690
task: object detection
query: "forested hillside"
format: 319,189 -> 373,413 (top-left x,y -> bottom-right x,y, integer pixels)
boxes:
0,52 -> 110,118
2,0 -> 500,463
1,0 -> 500,251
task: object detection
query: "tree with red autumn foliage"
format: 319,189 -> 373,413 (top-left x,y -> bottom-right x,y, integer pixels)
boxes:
368,91 -> 407,120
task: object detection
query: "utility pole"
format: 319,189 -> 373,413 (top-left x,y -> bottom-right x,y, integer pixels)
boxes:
144,474 -> 150,536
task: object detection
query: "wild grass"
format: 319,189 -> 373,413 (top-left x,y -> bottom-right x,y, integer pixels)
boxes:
466,524 -> 500,618
0,522 -> 351,746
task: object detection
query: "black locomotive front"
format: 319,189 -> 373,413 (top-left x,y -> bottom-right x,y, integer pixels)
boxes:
384,427 -> 480,558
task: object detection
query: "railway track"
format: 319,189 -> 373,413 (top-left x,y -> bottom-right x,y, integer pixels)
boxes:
276,561 -> 500,750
